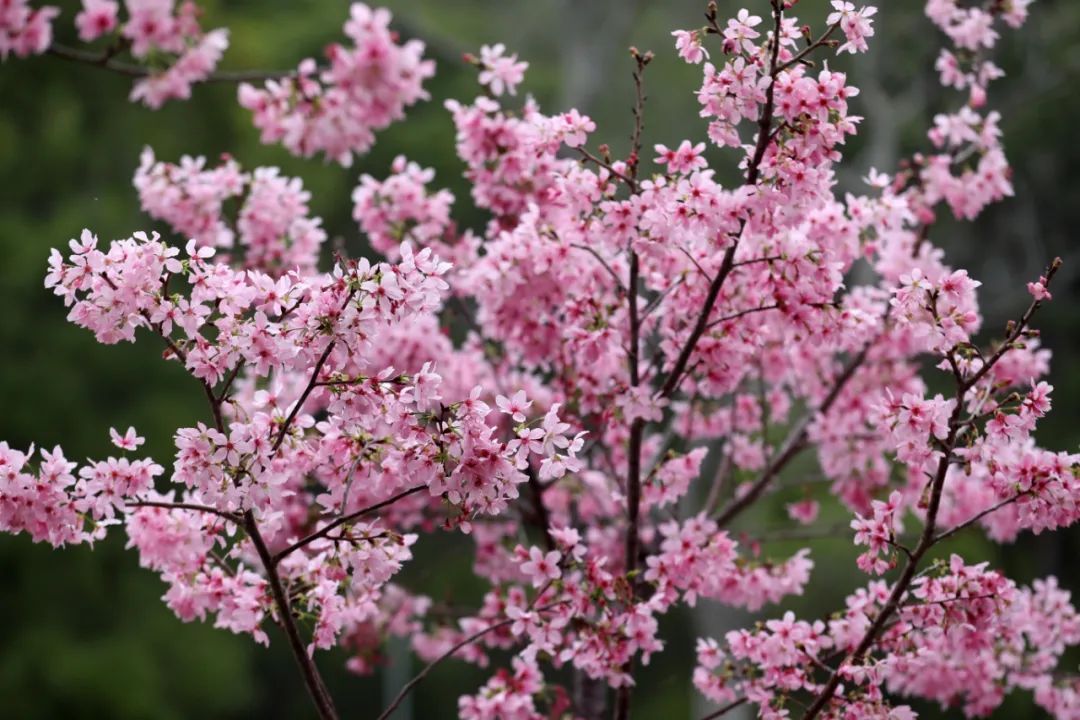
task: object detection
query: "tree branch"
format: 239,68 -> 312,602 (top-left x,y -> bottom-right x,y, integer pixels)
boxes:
613,45 -> 652,720
714,341 -> 870,527
48,43 -> 296,83
271,484 -> 427,565
776,22 -> 841,73
245,512 -> 340,720
700,697 -> 748,720
271,340 -> 336,454
657,0 -> 784,401
127,499 -> 240,523
800,397 -> 962,719
375,600 -> 568,720
932,492 -> 1029,544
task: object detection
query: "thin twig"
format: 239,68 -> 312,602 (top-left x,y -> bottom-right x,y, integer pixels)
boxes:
271,341 -> 336,453
776,22 -> 841,73
578,147 -> 638,192
704,303 -> 780,329
127,499 -> 240,523
933,493 -> 1029,544
714,341 -> 870,527
375,601 -> 568,720
48,43 -> 296,83
271,484 -> 427,565
960,258 -> 1061,391
700,697 -> 748,720
570,243 -> 626,292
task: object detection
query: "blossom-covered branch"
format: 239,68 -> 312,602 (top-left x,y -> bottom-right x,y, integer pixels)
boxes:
4,0 -> 1078,718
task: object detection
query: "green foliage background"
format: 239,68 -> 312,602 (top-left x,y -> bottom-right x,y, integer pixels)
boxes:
1,1 -> 1078,717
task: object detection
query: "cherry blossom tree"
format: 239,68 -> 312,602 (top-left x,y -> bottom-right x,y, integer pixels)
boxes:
2,0 -> 1077,718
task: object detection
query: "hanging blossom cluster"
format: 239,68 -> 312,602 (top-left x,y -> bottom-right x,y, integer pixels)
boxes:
3,1 -> 435,165
3,1 -> 1080,719
70,0 -> 228,107
238,3 -> 435,165
133,147 -> 326,275
27,223 -> 584,656
694,559 -> 1080,719
0,0 -> 57,59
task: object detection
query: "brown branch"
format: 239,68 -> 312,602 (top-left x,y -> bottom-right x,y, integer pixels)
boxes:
627,45 -> 651,182
577,147 -> 638,192
960,257 -> 1061,391
750,522 -> 852,543
699,697 -> 748,720
570,243 -> 626,292
714,341 -> 870,527
271,340 -> 336,453
732,254 -> 782,268
127,499 -> 240,523
162,325 -> 338,720
375,600 -> 569,720
776,21 -> 841,73
745,2 -> 784,187
932,492 -> 1029,544
703,449 -> 733,516
658,241 -> 740,400
215,361 -> 245,404
799,257 -> 1059,718
271,484 -> 427,565
640,277 -> 684,320
704,303 -> 780,329
48,43 -> 296,83
801,396 -> 963,719
800,268 -> 1065,716
613,46 -> 652,720
244,512 -> 340,720
526,467 -> 556,551
657,0 -> 784,401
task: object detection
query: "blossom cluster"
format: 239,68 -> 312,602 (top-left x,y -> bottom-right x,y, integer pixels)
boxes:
695,557 -> 1080,719
134,147 -> 325,275
0,0 -> 56,59
238,3 -> 434,166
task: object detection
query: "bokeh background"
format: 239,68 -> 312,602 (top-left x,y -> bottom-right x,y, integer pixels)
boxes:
1,0 -> 1078,717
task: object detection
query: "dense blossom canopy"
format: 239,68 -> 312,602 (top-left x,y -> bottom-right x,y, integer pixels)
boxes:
1,0 -> 1077,719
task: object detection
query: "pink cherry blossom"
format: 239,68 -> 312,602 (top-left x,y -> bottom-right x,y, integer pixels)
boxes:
109,426 -> 146,451
672,29 -> 708,65
477,43 -> 528,97
75,0 -> 118,42
239,3 -> 435,165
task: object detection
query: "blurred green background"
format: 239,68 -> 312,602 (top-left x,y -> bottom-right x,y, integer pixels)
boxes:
1,0 -> 1078,717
